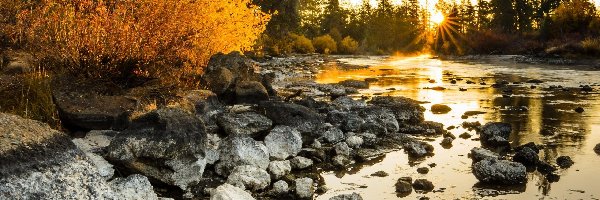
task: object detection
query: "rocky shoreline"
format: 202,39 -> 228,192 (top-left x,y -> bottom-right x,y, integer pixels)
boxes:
1,52 -> 597,199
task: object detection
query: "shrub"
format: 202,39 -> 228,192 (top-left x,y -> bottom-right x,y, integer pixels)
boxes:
313,34 -> 337,54
6,0 -> 270,79
290,34 -> 315,54
581,37 -> 600,55
339,36 -> 359,54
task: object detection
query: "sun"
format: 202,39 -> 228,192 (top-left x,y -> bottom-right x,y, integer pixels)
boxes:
431,11 -> 445,25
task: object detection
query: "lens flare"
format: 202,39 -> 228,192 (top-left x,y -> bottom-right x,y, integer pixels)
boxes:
431,11 -> 445,25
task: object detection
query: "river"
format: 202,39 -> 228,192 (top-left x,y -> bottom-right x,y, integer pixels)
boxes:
314,55 -> 600,199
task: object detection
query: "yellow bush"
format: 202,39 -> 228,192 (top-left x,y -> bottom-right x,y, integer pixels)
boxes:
312,34 -> 337,54
339,36 -> 359,54
290,34 -> 315,54
7,0 -> 269,78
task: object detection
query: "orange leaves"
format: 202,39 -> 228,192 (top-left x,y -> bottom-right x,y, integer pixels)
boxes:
6,0 -> 270,77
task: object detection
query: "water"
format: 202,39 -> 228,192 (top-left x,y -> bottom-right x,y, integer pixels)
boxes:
314,55 -> 600,199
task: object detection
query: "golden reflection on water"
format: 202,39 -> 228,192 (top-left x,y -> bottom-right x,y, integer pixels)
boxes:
315,55 -> 600,199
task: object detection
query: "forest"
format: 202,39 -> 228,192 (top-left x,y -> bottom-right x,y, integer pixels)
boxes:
254,0 -> 600,56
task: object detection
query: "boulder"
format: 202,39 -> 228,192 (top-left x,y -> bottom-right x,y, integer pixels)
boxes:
342,107 -> 399,136
264,126 -> 303,160
412,179 -> 434,191
334,142 -> 351,156
537,161 -> 557,175
104,108 -> 207,190
215,136 -> 270,176
318,125 -> 345,143
0,113 -> 157,199
345,136 -> 364,148
369,96 -> 425,123
181,90 -> 224,133
395,179 -> 413,194
235,81 -> 269,104
226,165 -> 271,191
53,92 -> 136,131
332,96 -> 367,110
470,147 -> 499,162
217,112 -> 272,137
431,104 -> 452,114
290,156 -> 314,170
268,160 -> 292,180
403,141 -> 434,158
332,155 -> 351,167
204,67 -> 234,95
295,178 -> 314,199
206,52 -> 259,82
594,143 -> 600,155
472,158 -> 527,185
210,183 -> 255,200
512,147 -> 539,166
479,122 -> 512,147
258,101 -> 322,134
271,180 -> 289,195
329,192 -> 363,200
556,156 -> 574,168
72,131 -> 118,180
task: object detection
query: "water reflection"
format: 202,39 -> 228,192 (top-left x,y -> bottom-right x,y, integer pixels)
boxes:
315,55 -> 600,199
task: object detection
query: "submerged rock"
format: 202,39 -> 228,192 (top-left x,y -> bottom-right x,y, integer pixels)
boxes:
264,126 -> 303,160
210,183 -> 255,200
295,178 -> 314,199
217,112 -> 272,137
104,108 -> 207,190
472,158 -> 527,185
329,192 -> 363,200
215,136 -> 270,176
537,161 -> 557,175
479,122 -> 512,147
431,104 -> 452,114
226,165 -> 271,191
556,156 -> 574,169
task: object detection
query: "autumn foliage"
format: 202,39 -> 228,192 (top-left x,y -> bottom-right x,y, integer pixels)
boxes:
2,0 -> 269,78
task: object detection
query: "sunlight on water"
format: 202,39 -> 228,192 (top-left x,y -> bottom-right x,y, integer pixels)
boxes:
315,55 -> 600,199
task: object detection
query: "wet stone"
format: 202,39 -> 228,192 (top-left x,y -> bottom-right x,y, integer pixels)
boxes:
417,167 -> 429,174
594,143 -> 600,155
371,171 -> 389,177
431,104 -> 452,114
395,180 -> 413,194
556,156 -> 574,169
537,161 -> 557,175
412,179 -> 434,191
472,158 -> 527,185
329,193 -> 363,200
513,147 -> 539,166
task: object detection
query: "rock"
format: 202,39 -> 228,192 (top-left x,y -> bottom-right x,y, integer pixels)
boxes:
479,122 -> 512,147
264,126 -> 303,160
227,165 -> 271,191
470,147 -> 499,162
431,104 -> 452,114
268,160 -> 292,180
329,192 -> 363,200
258,101 -> 322,134
295,178 -> 314,199
332,155 -> 351,167
72,132 -> 116,180
417,167 -> 429,174
515,142 -> 540,154
217,112 -> 272,137
412,179 -> 434,191
104,108 -> 207,190
369,96 -> 425,124
345,136 -> 364,148
512,147 -> 539,166
182,90 -> 224,133
440,137 -> 453,147
312,140 -> 322,148
403,141 -> 434,158
595,143 -> 600,154
574,107 -> 584,113
290,156 -> 313,170
210,183 -> 255,200
526,79 -> 544,84
53,92 -> 136,131
235,81 -> 269,104
472,158 -> 527,185
556,156 -> 574,168
371,171 -> 389,177
0,113 -> 156,199
204,67 -> 234,95
459,132 -> 472,139
215,136 -> 270,176
339,79 -> 369,89
537,161 -> 557,175
332,96 -> 367,110
341,107 -> 399,136
334,142 -> 351,156
321,126 -> 345,143
462,121 -> 481,130
398,121 -> 444,135
395,179 -> 413,194
271,180 -> 289,195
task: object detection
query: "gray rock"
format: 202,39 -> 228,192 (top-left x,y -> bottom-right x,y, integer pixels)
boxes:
204,67 -> 234,95
210,183 -> 255,200
332,155 -> 351,167
258,101 -> 322,134
513,147 -> 539,166
105,108 -> 207,190
271,180 -> 289,195
227,165 -> 271,191
369,96 -> 425,123
339,79 -> 369,89
329,192 -> 363,200
235,81 -> 269,104
470,147 -> 499,162
556,156 -> 574,168
264,126 -> 303,160
334,142 -> 351,156
217,112 -> 272,137
215,136 -> 270,176
403,141 -> 434,158
268,160 -> 292,180
479,122 -> 512,147
295,178 -> 314,199
398,121 -> 444,135
110,174 -> 158,200
72,135 -> 116,180
290,156 -> 314,170
342,107 -> 399,136
345,136 -> 364,148
395,179 -> 412,194
182,90 -> 224,133
322,126 -> 345,143
332,96 -> 367,110
472,158 -> 527,185
53,92 -> 136,131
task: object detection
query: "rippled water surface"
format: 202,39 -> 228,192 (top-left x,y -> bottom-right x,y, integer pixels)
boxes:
314,55 -> 600,199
